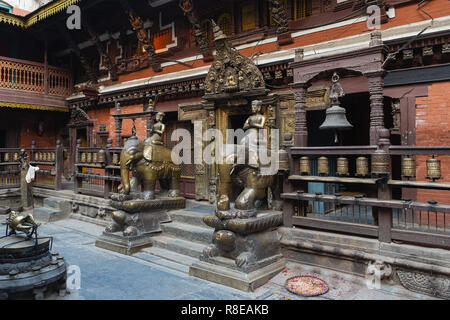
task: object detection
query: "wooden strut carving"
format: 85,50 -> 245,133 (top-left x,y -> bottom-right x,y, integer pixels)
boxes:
84,23 -> 118,81
127,10 -> 162,72
203,21 -> 265,96
178,0 -> 213,62
269,0 -> 289,34
58,28 -> 98,84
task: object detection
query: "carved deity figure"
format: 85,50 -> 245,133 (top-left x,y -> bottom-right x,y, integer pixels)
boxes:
148,112 -> 166,146
241,100 -> 266,169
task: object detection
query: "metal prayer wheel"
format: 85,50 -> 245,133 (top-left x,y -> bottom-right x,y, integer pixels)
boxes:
98,150 -> 106,164
318,157 -> 329,175
43,152 -> 48,162
356,157 -> 369,176
337,157 -> 349,176
93,152 -> 98,163
38,152 -> 43,161
3,153 -> 9,162
51,152 -> 55,162
112,153 -> 119,165
300,156 -> 310,175
426,157 -> 441,181
87,153 -> 92,163
277,149 -> 289,171
371,149 -> 390,175
13,153 -> 18,161
401,157 -> 416,178
81,152 -> 86,163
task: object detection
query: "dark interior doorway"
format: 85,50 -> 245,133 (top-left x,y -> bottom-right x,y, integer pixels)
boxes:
0,130 -> 6,148
77,128 -> 87,147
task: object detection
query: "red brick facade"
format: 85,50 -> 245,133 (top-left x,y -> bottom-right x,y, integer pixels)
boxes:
416,81 -> 450,204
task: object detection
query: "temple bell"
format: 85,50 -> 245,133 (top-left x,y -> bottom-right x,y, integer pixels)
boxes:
319,73 -> 353,143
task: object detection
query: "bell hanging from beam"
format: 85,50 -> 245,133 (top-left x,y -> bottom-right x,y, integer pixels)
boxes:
319,72 -> 353,144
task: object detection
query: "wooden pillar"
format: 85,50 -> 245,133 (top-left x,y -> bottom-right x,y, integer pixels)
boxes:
54,140 -> 63,190
44,41 -> 48,94
292,48 -> 308,147
366,70 -> 385,145
104,138 -> 113,199
74,139 -> 81,194
114,101 -> 122,147
376,129 -> 392,243
292,83 -> 308,147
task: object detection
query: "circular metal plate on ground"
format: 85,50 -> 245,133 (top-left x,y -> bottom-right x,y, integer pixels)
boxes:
285,275 -> 329,297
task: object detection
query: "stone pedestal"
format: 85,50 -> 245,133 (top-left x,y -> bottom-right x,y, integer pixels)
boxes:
190,257 -> 285,292
95,197 -> 185,255
190,210 -> 284,292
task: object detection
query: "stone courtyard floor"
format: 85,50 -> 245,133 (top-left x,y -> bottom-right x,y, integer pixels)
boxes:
0,214 -> 437,300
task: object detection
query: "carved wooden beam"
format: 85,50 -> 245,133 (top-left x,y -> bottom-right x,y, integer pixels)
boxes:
119,0 -> 162,72
58,28 -> 98,84
83,22 -> 118,81
178,0 -> 214,62
268,0 -> 293,45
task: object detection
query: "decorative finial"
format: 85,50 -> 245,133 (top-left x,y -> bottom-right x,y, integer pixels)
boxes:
211,20 -> 227,42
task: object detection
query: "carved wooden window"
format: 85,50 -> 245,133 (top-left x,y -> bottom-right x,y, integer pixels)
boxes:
152,28 -> 172,51
217,13 -> 232,36
294,0 -> 312,20
241,3 -> 256,31
201,19 -> 213,42
270,0 -> 288,26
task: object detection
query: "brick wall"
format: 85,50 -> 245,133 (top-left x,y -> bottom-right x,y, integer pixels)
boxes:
415,81 -> 450,205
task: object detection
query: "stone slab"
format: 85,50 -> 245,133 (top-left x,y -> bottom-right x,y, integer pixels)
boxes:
189,259 -> 285,292
33,207 -> 69,223
95,232 -> 154,255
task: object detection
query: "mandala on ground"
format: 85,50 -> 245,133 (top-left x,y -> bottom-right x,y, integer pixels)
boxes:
285,276 -> 329,297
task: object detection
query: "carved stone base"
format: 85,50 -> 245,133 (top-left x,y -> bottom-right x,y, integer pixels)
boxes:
95,232 -> 154,256
0,235 -> 67,299
396,269 -> 450,299
190,257 -> 285,292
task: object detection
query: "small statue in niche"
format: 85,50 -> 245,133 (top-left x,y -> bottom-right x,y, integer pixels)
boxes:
241,100 -> 266,169
147,112 -> 166,146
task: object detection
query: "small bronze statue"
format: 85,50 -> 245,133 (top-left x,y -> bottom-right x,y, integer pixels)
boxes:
3,210 -> 40,240
147,112 -> 165,146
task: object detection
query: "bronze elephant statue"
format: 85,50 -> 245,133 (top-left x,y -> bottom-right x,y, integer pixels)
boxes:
217,144 -> 276,214
118,136 -> 181,200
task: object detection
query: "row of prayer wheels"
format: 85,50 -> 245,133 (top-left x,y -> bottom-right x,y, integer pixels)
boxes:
299,154 -> 442,180
79,150 -> 106,164
299,156 -> 376,176
34,152 -> 56,162
1,152 -> 19,163
401,156 -> 442,180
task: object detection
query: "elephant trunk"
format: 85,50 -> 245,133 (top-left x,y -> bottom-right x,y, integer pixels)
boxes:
120,151 -> 132,195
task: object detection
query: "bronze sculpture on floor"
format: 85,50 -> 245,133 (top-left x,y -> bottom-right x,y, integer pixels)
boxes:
96,115 -> 185,254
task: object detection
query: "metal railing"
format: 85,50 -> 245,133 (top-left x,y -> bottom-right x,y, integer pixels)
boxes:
282,144 -> 450,249
74,139 -> 122,198
0,141 -> 64,190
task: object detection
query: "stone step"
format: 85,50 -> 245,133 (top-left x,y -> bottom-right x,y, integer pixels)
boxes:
139,247 -> 199,271
169,210 -> 211,227
43,197 -> 71,213
33,207 -> 69,223
161,221 -> 213,244
151,235 -> 205,259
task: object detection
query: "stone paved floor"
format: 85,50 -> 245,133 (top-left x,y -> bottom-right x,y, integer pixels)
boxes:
0,214 -> 437,300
